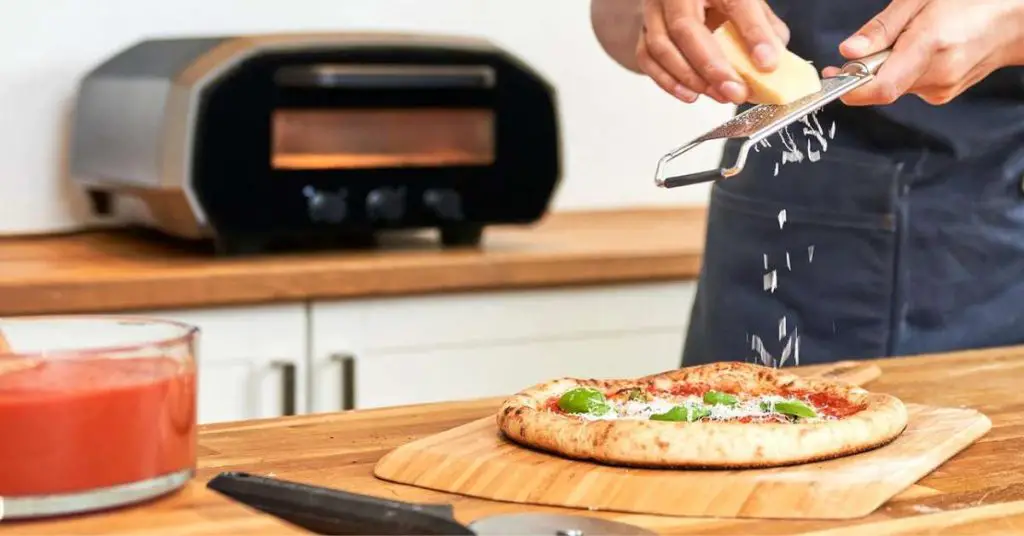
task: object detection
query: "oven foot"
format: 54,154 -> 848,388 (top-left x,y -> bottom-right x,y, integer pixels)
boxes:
440,225 -> 483,248
214,235 -> 267,257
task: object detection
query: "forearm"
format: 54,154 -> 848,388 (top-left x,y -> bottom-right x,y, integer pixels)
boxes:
590,0 -> 644,73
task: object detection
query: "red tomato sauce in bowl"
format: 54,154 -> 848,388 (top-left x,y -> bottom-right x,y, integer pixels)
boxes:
0,315 -> 198,519
0,356 -> 196,496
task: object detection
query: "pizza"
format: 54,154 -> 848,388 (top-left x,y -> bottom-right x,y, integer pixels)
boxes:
496,362 -> 908,468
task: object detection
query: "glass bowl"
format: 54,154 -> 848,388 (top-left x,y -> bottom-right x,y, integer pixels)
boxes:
0,315 -> 198,520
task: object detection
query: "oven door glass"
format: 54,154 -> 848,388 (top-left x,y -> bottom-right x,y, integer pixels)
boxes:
271,108 -> 495,170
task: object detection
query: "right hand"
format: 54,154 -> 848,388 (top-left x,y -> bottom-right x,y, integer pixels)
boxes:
635,0 -> 791,104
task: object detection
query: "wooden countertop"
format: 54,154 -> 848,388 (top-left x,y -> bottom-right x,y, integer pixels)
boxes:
0,207 -> 706,316
5,346 -> 1024,535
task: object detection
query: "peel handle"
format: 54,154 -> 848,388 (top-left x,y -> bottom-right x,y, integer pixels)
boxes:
841,49 -> 892,76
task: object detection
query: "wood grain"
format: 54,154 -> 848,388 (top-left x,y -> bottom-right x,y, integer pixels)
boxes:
2,348 -> 1023,534
373,405 -> 991,519
798,500 -> 1024,536
0,208 -> 706,316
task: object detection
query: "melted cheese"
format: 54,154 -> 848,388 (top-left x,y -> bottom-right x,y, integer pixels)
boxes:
705,396 -> 781,421
570,392 -> 832,423
712,21 -> 822,105
578,398 -> 681,421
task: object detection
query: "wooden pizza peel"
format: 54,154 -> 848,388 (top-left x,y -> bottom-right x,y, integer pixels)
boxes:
372,360 -> 992,520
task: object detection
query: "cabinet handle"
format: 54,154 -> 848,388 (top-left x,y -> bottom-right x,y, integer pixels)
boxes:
330,353 -> 356,410
270,360 -> 297,416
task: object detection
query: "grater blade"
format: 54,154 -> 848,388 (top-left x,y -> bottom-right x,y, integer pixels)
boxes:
654,48 -> 891,188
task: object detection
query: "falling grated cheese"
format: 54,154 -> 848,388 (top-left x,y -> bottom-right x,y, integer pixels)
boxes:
779,328 -> 796,367
800,114 -> 828,162
807,114 -> 829,150
779,126 -> 804,165
774,162 -> 780,176
763,253 -> 769,270
763,270 -> 777,293
778,209 -> 787,229
808,245 -> 815,263
751,334 -> 773,367
807,138 -> 821,162
786,252 -> 791,270
778,316 -> 787,341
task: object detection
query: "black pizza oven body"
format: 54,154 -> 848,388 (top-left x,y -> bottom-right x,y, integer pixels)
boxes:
69,34 -> 562,255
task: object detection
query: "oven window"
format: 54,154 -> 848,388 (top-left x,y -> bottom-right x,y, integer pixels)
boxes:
271,108 -> 495,169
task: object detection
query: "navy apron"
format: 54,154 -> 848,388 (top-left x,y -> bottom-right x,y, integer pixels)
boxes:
682,1 -> 1024,367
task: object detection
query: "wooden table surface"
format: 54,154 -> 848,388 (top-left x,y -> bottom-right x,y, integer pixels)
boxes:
0,207 -> 706,316
4,345 -> 1023,535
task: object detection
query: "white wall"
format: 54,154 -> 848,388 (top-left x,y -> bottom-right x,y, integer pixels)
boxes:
0,0 -> 732,236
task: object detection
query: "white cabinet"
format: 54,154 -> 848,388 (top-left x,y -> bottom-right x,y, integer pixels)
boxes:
13,282 -> 698,422
308,282 -> 697,411
128,304 -> 308,424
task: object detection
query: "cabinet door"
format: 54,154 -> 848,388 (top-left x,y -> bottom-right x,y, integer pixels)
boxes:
129,304 -> 308,424
339,331 -> 685,409
310,282 -> 695,411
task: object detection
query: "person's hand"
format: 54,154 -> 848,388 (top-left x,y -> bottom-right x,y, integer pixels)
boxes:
822,0 -> 1024,106
635,0 -> 791,104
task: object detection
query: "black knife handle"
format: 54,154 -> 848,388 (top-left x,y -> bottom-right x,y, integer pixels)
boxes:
206,471 -> 474,536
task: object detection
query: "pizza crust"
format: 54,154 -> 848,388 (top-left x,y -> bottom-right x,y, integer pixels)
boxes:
496,362 -> 908,469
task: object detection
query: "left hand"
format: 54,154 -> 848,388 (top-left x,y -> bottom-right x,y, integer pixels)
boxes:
821,0 -> 1024,106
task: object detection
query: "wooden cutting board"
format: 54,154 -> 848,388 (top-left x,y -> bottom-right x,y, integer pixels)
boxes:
373,362 -> 992,520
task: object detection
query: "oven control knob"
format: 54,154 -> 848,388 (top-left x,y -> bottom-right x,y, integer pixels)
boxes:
366,187 -> 406,222
302,186 -> 347,223
423,189 -> 464,221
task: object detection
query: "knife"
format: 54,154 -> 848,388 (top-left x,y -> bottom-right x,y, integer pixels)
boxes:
206,472 -> 654,535
206,471 -> 473,535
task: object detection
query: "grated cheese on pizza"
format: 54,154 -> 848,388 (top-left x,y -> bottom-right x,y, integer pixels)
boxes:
555,387 -> 838,424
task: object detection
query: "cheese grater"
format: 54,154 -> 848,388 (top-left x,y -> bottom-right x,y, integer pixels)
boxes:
654,49 -> 891,188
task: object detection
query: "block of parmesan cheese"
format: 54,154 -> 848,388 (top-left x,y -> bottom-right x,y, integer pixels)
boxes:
712,21 -> 822,105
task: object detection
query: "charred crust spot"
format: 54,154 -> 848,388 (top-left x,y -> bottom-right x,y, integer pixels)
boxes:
595,422 -> 614,446
656,439 -> 670,451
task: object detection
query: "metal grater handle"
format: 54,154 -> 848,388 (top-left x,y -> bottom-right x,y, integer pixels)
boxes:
840,49 -> 892,77
654,138 -> 752,188
662,169 -> 727,188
